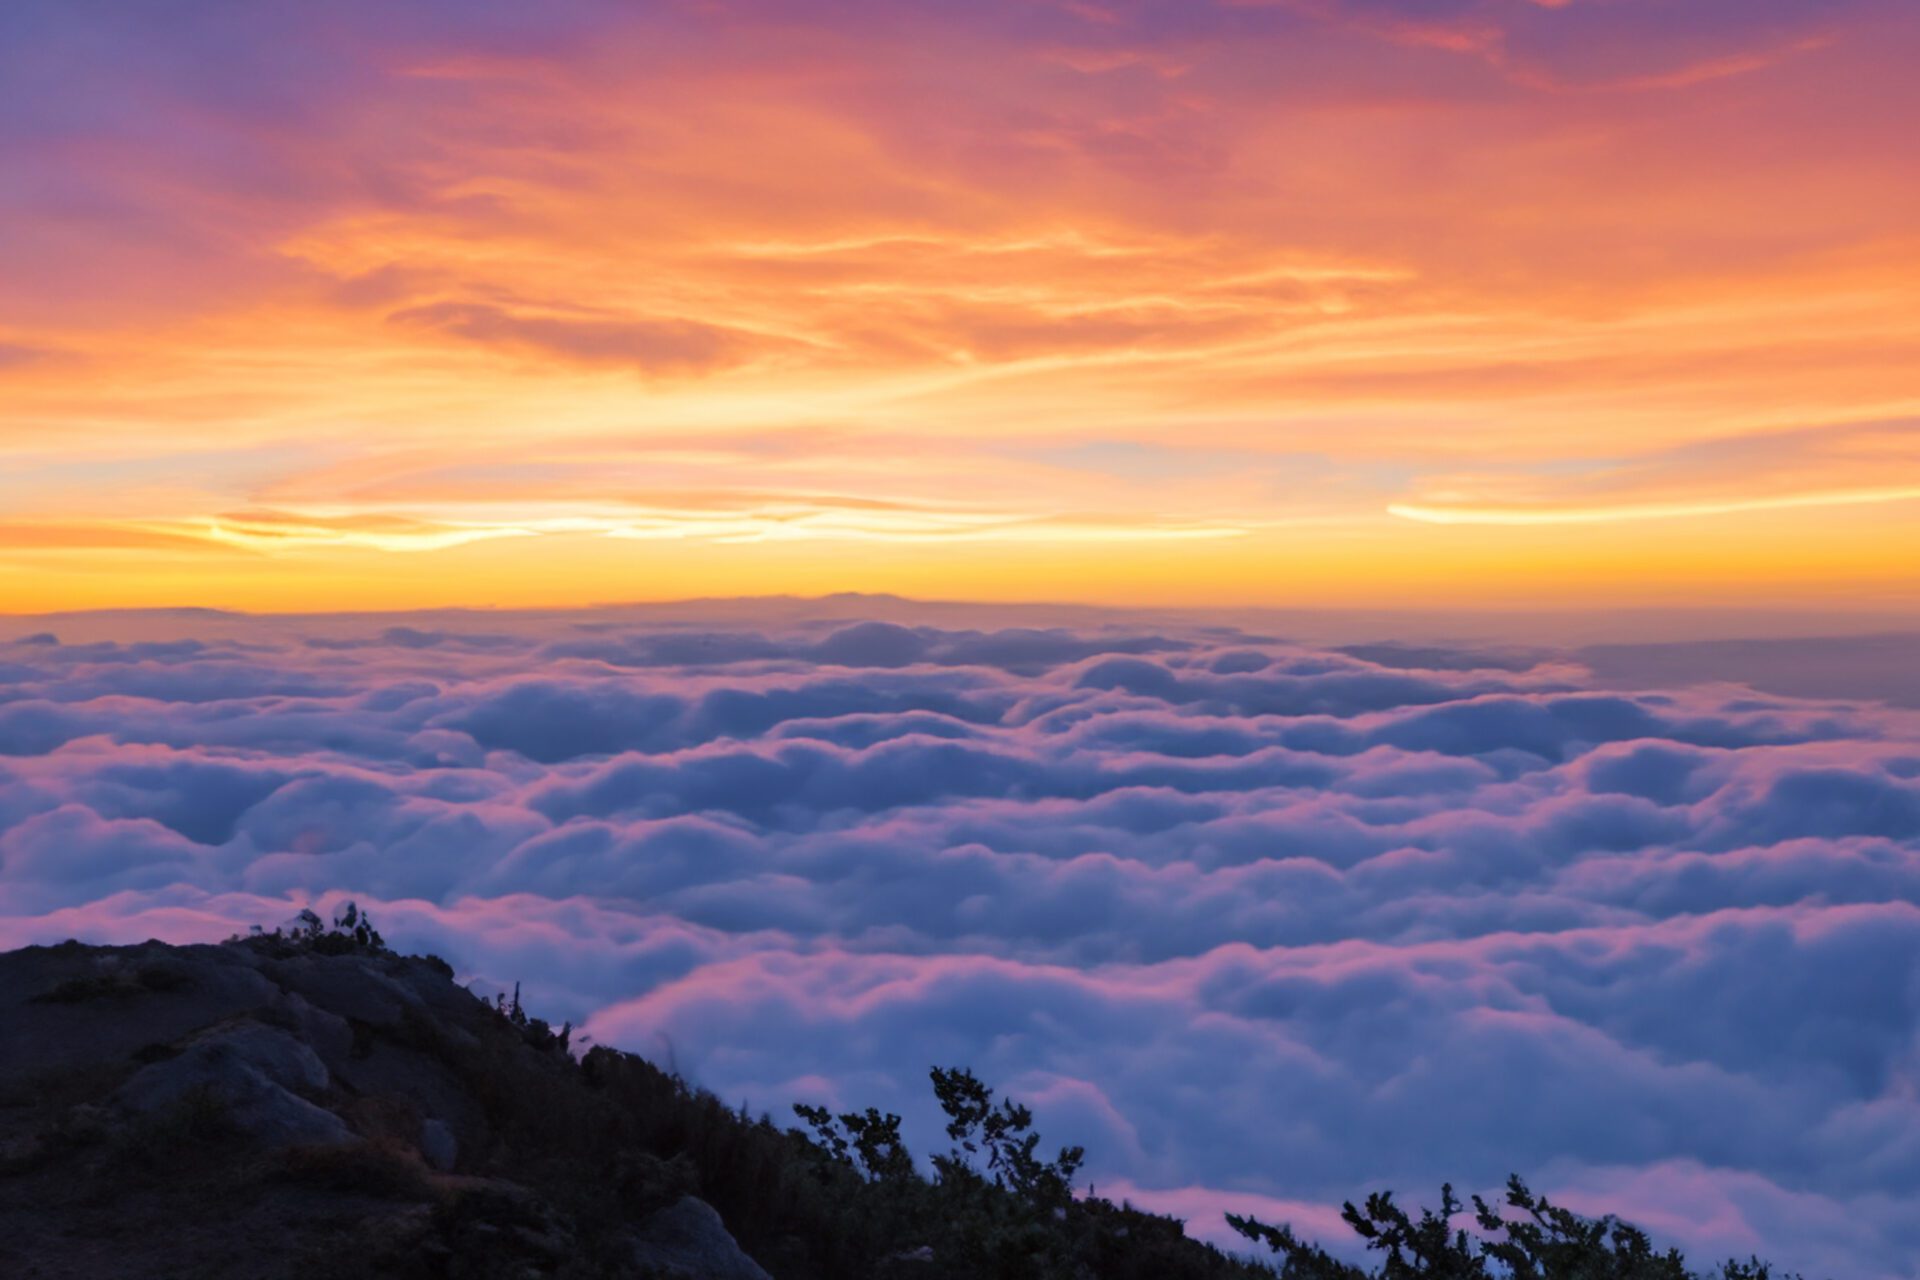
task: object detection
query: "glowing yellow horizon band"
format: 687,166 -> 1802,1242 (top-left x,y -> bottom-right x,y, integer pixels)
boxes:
1388,487 -> 1920,526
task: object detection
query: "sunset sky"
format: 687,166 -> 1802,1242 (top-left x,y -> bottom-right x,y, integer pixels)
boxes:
7,10 -> 1920,1274
4,0 -> 1918,611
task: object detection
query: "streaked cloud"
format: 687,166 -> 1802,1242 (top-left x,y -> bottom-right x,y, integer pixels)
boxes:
1390,418 -> 1920,524
1390,485 -> 1920,525
199,510 -> 539,553
388,301 -> 762,374
1,0 -> 1916,608
0,499 -> 1257,560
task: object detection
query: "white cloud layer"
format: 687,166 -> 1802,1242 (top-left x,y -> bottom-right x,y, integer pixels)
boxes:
2,606 -> 1917,1275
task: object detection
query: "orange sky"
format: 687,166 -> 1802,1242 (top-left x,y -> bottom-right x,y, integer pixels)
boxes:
3,0 -> 1918,613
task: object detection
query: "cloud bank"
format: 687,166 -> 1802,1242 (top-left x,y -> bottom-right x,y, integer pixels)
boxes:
2,605 -> 1917,1276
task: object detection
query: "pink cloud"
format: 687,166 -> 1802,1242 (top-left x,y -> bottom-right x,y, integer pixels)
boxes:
2,607 -> 1918,1275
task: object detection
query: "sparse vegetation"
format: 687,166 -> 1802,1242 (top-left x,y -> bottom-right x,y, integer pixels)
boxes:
32,960 -> 189,1004
237,900 -> 389,956
496,979 -> 573,1054
0,933 -> 1808,1280
108,1084 -> 239,1170
1226,1177 -> 1797,1280
773,1070 -> 1799,1280
276,1137 -> 436,1202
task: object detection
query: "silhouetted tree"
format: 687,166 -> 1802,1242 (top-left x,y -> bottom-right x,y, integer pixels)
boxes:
1229,1175 -> 1800,1280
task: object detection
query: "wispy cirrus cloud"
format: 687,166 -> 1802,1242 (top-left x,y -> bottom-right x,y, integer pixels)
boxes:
4,0 -> 1918,608
1390,484 -> 1920,525
0,498 -> 1258,559
0,342 -> 56,370
1389,418 -> 1920,525
387,301 -> 764,374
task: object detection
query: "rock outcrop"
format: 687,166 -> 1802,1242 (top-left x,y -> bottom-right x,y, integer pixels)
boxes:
112,1020 -> 352,1148
630,1197 -> 775,1280
0,935 -> 770,1279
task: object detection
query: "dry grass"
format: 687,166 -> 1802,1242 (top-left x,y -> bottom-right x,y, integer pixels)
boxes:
277,1138 -> 437,1202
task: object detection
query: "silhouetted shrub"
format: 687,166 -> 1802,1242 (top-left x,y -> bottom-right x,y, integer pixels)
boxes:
107,930 -> 1793,1280
32,961 -> 188,1003
277,1138 -> 436,1202
1228,1175 -> 1802,1280
233,901 -> 389,956
374,962 -> 1802,1280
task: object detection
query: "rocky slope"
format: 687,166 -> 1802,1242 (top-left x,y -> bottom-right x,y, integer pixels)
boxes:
0,933 -> 776,1279
0,928 -> 1279,1280
2,932 -> 1780,1280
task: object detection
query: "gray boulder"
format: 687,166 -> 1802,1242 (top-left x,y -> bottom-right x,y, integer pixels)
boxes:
419,1117 -> 458,1171
333,1034 -> 488,1158
276,989 -> 355,1074
2,942 -> 280,1089
261,952 -> 424,1027
114,1019 -> 351,1148
630,1196 -> 773,1280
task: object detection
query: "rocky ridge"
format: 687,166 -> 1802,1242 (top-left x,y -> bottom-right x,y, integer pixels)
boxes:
0,931 -> 772,1279
1,929 -> 1781,1280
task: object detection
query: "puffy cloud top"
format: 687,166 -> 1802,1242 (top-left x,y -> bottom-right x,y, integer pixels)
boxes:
2,608 -> 1917,1276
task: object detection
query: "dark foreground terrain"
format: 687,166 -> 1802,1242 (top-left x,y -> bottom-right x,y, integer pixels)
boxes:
0,920 -> 1795,1279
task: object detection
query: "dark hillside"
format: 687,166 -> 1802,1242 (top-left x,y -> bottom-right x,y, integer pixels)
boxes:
0,919 -> 1795,1279
0,922 -> 1267,1279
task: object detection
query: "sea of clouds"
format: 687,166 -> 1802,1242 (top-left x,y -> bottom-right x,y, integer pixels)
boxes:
2,603 -> 1917,1276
